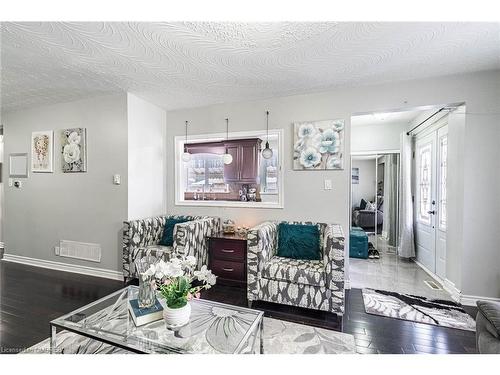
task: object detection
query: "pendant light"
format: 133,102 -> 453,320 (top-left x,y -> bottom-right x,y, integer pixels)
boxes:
261,110 -> 273,159
222,118 -> 233,165
181,120 -> 191,162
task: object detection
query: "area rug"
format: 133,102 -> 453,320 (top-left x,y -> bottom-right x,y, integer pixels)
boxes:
22,317 -> 356,354
362,288 -> 476,332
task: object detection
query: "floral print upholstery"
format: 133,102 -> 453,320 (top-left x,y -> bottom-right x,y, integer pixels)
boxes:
129,245 -> 174,277
122,215 -> 221,281
262,257 -> 326,287
247,221 -> 345,315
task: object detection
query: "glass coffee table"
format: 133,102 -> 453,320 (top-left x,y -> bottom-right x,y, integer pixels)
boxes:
50,286 -> 264,354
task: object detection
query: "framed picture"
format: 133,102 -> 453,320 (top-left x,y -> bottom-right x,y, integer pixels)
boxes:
293,119 -> 344,170
31,130 -> 54,173
352,167 -> 359,184
61,128 -> 87,173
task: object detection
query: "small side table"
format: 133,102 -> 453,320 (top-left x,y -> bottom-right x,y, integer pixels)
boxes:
207,232 -> 247,287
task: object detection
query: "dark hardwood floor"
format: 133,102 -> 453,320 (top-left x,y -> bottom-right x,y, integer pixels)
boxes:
0,261 -> 123,354
0,261 -> 477,354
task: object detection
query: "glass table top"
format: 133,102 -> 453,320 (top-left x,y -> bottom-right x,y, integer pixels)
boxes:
50,286 -> 263,354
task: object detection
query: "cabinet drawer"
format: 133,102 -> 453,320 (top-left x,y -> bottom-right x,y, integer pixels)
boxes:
210,239 -> 246,261
211,259 -> 245,281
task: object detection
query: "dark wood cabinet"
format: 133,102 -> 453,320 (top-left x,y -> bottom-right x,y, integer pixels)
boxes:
208,233 -> 247,286
185,138 -> 261,184
224,138 -> 261,183
222,143 -> 240,182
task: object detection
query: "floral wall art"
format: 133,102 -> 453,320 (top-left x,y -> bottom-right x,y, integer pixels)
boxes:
293,119 -> 345,170
31,130 -> 54,173
61,128 -> 87,173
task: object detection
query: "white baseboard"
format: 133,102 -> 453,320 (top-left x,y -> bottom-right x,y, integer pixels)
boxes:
2,253 -> 123,281
442,278 -> 462,304
412,259 -> 445,286
460,294 -> 500,306
412,259 -> 500,306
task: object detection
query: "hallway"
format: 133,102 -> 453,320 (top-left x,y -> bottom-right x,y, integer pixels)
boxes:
349,236 -> 452,301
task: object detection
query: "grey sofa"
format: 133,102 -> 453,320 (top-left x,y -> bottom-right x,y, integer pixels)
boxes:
246,221 -> 345,315
476,300 -> 500,353
352,208 -> 383,230
122,215 -> 221,282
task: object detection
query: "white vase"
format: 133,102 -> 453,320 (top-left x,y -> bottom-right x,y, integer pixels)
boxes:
163,302 -> 191,328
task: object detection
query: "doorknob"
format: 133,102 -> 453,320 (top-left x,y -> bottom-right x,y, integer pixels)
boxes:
427,210 -> 436,215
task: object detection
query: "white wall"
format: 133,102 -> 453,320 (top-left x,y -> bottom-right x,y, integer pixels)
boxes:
3,94 -> 128,272
127,93 -> 167,220
351,122 -> 405,152
167,70 -> 500,299
351,159 -> 376,209
0,134 -> 3,249
461,97 -> 500,299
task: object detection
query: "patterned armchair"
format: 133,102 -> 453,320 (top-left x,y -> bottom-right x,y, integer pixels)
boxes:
122,215 -> 221,282
247,221 -> 345,315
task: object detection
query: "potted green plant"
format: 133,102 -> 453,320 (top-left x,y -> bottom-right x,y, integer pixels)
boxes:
148,256 -> 216,327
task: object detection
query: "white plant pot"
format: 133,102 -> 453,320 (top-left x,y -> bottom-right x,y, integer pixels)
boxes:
163,302 -> 191,328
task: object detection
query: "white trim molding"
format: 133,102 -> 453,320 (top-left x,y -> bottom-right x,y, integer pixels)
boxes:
460,294 -> 500,306
443,278 -> 462,304
412,259 -> 500,306
2,253 -> 123,281
412,259 -> 445,286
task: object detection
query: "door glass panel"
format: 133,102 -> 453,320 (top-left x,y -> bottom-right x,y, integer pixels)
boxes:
439,136 -> 447,230
418,143 -> 432,225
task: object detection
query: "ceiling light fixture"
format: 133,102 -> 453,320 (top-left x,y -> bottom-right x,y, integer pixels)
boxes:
181,120 -> 191,162
223,118 -> 233,165
262,111 -> 273,159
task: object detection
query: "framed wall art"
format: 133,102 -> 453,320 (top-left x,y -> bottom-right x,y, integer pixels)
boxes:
61,128 -> 87,173
293,119 -> 344,170
31,130 -> 54,173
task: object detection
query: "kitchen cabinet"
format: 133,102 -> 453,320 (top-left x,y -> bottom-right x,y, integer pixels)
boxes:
224,138 -> 261,183
185,138 -> 261,184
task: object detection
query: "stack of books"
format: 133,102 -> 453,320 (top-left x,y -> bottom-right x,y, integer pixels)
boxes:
128,298 -> 164,326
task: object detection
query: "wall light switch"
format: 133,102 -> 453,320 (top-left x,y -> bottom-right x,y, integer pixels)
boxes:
113,174 -> 121,185
324,179 -> 332,190
8,178 -> 13,187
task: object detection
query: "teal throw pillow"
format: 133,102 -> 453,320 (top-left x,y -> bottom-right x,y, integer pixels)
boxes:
159,217 -> 190,246
277,223 -> 321,261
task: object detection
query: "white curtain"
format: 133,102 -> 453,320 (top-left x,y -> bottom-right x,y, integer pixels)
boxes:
397,133 -> 415,258
383,154 -> 398,247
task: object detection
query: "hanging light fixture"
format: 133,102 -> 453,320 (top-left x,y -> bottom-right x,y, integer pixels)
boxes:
181,120 -> 191,162
261,110 -> 273,159
222,118 -> 233,165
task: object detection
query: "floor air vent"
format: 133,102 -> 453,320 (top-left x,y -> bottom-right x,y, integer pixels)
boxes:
58,240 -> 101,263
424,280 -> 442,290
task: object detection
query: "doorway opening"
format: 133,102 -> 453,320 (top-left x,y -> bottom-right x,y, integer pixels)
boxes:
348,104 -> 458,300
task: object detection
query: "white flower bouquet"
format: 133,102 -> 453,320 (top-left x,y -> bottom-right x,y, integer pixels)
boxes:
143,256 -> 217,309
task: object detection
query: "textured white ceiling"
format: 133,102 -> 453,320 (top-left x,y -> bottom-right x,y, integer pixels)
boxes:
1,22 -> 499,112
352,109 -> 425,127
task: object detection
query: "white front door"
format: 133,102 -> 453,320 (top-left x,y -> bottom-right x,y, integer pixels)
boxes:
415,132 -> 437,273
414,123 -> 448,278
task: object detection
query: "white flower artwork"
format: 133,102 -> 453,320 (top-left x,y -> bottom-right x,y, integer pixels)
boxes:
31,130 -> 54,173
293,119 -> 344,170
61,128 -> 87,173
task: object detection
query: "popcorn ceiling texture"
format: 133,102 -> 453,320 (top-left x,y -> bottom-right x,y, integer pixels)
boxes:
2,22 -> 499,112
